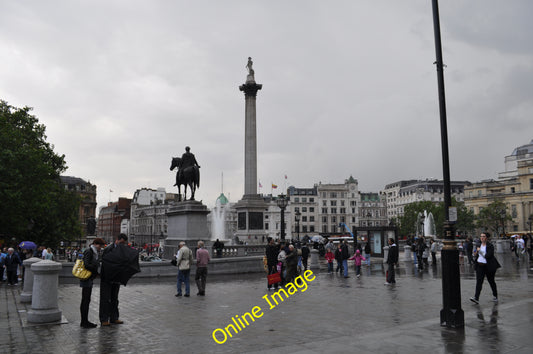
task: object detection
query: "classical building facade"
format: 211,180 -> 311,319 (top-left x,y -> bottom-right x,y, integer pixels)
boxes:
59,176 -> 97,245
359,193 -> 388,228
129,188 -> 174,247
465,140 -> 533,234
381,179 -> 471,220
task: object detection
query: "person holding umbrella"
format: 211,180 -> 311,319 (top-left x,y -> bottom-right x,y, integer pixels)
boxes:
99,234 -> 140,326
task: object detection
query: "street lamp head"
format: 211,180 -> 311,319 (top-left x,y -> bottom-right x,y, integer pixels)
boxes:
295,210 -> 301,222
276,194 -> 288,209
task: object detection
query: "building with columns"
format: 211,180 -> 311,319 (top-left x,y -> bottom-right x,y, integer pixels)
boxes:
465,139 -> 533,234
381,179 -> 470,221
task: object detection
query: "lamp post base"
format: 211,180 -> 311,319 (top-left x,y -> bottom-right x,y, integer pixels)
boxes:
440,223 -> 464,328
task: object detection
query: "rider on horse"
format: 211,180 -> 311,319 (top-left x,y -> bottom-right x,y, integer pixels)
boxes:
179,146 -> 200,180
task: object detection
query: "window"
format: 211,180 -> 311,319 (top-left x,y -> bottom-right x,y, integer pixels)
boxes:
330,192 -> 337,198
511,205 -> 517,218
340,208 -> 346,214
294,197 -> 299,202
302,216 -> 307,222
302,207 -> 307,212
265,223 -> 269,230
352,208 -> 356,214
510,187 -> 515,193
322,225 -> 328,233
331,216 -> 337,223
302,198 -> 307,202
331,208 -> 337,214
310,226 -> 315,232
530,179 -> 533,190
309,198 -> 314,202
340,216 -> 345,223
350,201 -> 357,206
309,207 -> 314,213
310,216 -> 315,222
322,200 -> 327,206
352,217 -> 356,223
294,207 -> 300,212
330,200 -> 337,206
322,208 -> 328,214
322,216 -> 327,223
341,200 -> 345,206
302,226 -> 308,233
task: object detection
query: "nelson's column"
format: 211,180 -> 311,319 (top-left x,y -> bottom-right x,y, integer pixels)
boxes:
234,57 -> 267,242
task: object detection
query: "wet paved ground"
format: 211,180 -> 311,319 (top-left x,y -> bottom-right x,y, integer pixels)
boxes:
1,253 -> 532,354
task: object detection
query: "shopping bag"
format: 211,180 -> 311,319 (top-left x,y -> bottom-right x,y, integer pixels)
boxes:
267,272 -> 281,285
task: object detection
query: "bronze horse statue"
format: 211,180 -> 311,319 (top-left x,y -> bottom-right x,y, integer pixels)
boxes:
170,157 -> 200,201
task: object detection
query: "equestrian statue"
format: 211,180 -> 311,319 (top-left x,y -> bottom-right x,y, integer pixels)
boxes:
170,146 -> 200,201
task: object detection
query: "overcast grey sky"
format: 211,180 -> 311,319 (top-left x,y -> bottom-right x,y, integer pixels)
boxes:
1,1 -> 532,211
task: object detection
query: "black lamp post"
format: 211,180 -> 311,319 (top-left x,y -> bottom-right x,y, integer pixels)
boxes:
295,210 -> 301,242
276,194 -> 288,241
431,0 -> 464,328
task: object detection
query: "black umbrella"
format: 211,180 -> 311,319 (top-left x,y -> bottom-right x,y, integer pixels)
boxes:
101,244 -> 140,286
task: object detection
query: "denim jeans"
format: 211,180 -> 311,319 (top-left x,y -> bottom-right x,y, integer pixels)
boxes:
177,269 -> 190,295
342,259 -> 348,277
327,262 -> 333,273
364,253 -> 371,266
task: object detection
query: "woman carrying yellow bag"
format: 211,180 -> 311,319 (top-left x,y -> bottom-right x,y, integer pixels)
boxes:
80,238 -> 105,328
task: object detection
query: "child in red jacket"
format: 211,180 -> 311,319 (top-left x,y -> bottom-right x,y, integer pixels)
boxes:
348,249 -> 366,278
325,248 -> 335,274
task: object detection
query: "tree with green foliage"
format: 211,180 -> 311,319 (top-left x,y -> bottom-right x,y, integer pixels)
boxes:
0,100 -> 81,248
475,199 -> 512,237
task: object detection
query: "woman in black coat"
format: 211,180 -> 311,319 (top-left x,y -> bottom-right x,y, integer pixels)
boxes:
80,238 -> 105,328
470,232 -> 500,304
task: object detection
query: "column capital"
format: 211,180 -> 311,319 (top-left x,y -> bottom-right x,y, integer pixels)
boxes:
239,82 -> 263,97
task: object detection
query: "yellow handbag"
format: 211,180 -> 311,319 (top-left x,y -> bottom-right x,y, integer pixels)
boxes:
72,258 -> 92,280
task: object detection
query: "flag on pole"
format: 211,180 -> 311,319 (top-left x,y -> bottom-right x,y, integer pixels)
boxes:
285,175 -> 287,179
272,183 -> 278,189
259,181 -> 262,188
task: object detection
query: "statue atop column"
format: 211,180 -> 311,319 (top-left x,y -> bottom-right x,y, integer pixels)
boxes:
246,57 -> 255,82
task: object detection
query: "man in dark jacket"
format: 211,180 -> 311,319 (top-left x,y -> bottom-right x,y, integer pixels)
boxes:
341,240 -> 350,278
5,248 -> 21,285
99,234 -> 128,326
301,243 -> 310,271
285,245 -> 299,283
265,237 -> 280,290
385,238 -> 398,285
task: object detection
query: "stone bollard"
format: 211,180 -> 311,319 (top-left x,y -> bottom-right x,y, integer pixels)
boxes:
403,245 -> 412,261
310,249 -> 320,270
495,240 -> 504,254
27,260 -> 62,323
383,246 -> 389,264
20,257 -> 42,303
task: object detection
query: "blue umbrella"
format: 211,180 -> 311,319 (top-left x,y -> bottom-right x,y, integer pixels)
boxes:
18,241 -> 37,250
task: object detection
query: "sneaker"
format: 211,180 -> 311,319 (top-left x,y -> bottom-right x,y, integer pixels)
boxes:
470,297 -> 479,304
175,293 -> 182,297
356,274 -> 360,278
184,294 -> 190,297
384,282 -> 391,285
492,297 -> 498,303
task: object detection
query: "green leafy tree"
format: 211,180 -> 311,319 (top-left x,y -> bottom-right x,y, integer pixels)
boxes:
475,199 -> 512,237
433,198 -> 476,238
0,100 -> 81,248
